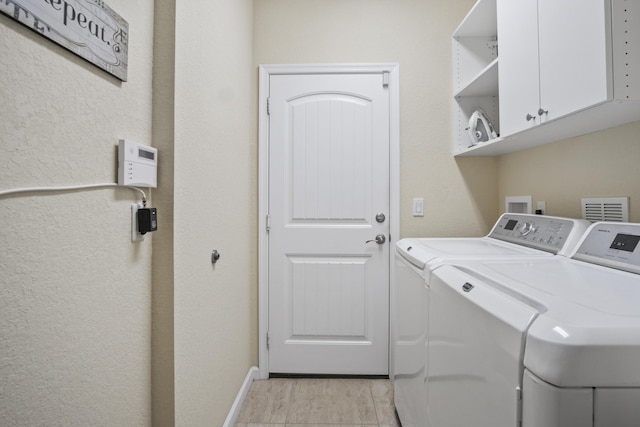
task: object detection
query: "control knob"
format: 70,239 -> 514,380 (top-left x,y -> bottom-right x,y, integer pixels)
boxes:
518,222 -> 537,236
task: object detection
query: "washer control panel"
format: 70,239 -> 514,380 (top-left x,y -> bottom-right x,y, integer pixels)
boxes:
489,213 -> 590,255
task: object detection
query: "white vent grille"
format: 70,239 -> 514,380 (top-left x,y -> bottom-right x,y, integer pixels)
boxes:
581,197 -> 629,222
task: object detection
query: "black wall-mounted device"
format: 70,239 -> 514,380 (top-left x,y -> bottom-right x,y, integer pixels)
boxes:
137,207 -> 157,234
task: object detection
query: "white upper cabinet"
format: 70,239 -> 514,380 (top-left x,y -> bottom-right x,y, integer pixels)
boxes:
454,0 -> 640,156
537,0 -> 612,121
496,0 -> 540,136
499,0 -> 612,136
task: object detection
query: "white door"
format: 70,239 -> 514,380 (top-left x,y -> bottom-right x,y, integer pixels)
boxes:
267,72 -> 391,375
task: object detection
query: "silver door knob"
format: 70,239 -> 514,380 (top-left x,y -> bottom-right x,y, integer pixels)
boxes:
526,113 -> 536,121
366,234 -> 386,244
538,108 -> 548,116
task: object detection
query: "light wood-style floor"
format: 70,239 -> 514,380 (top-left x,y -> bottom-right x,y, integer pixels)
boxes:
235,378 -> 401,426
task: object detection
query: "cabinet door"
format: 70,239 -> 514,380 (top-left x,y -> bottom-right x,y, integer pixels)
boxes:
538,0 -> 613,121
497,0 -> 540,136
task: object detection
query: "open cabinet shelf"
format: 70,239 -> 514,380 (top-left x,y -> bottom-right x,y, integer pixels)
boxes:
452,0 -> 499,154
454,58 -> 498,99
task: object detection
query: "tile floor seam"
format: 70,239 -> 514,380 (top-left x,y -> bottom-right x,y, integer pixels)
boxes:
284,379 -> 294,424
367,381 -> 380,426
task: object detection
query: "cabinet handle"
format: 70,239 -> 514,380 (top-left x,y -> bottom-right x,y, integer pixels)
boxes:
526,113 -> 536,121
538,108 -> 548,116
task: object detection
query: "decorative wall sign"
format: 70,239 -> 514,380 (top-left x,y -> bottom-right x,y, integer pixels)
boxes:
0,0 -> 128,81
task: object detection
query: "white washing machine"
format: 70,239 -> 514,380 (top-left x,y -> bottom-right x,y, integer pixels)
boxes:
393,213 -> 590,427
426,221 -> 640,427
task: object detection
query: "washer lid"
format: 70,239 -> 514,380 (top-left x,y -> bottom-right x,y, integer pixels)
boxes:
394,214 -> 588,271
395,239 -> 434,269
395,237 -> 552,270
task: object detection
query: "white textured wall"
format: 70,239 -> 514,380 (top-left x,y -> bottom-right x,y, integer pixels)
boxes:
498,120 -> 640,221
0,1 -> 155,425
253,0 -> 499,238
173,0 -> 257,425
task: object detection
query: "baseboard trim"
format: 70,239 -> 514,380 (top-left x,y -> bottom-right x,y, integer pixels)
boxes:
222,366 -> 259,427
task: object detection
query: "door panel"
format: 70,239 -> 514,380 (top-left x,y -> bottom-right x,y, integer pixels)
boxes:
268,73 -> 390,375
289,256 -> 368,338
289,95 -> 371,222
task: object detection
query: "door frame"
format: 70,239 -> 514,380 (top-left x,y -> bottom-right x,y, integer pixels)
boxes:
258,63 -> 400,379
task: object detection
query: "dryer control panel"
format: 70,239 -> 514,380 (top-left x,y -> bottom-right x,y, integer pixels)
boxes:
489,214 -> 590,255
574,222 -> 640,274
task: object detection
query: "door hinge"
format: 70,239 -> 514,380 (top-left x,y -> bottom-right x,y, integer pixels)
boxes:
382,71 -> 390,88
267,97 -> 271,115
266,331 -> 270,350
266,214 -> 271,232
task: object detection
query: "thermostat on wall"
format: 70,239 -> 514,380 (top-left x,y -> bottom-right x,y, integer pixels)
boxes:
118,139 -> 157,188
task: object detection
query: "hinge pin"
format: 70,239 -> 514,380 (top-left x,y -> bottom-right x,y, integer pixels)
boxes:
382,71 -> 390,88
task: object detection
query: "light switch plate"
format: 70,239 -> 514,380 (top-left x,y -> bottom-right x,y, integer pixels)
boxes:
413,198 -> 424,217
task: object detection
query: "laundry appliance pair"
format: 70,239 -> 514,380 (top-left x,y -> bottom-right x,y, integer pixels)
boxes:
393,213 -> 640,427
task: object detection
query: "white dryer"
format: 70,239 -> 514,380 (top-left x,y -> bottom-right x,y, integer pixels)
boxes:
393,213 -> 590,427
426,222 -> 640,427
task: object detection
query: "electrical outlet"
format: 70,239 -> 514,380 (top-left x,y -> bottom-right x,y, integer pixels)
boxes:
413,198 -> 424,217
131,203 -> 145,242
